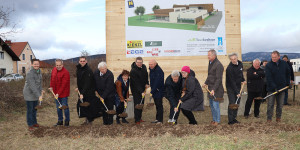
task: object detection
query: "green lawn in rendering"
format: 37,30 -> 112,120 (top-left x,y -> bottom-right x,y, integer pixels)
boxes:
128,15 -> 198,31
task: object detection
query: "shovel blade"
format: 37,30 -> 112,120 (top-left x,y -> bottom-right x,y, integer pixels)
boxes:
229,104 -> 239,110
135,104 -> 144,110
106,110 -> 116,115
80,102 -> 90,107
215,98 -> 224,101
254,97 -> 264,100
35,105 -> 43,110
118,112 -> 128,118
60,105 -> 69,110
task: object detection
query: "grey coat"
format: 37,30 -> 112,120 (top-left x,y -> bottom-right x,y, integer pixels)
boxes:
204,58 -> 224,99
23,67 -> 42,101
181,76 -> 204,111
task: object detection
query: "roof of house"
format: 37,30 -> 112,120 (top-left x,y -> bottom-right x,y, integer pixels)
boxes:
0,38 -> 20,61
39,61 -> 53,68
7,42 -> 28,56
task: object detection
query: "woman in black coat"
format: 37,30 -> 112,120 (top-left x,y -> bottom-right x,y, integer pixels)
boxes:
76,57 -> 103,124
176,66 -> 204,125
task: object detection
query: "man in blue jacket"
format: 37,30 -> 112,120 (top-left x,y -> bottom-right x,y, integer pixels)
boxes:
265,51 -> 290,123
149,59 -> 164,123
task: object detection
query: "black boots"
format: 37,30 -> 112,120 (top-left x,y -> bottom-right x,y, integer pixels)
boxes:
116,117 -> 129,124
122,118 -> 129,123
64,121 -> 69,126
54,121 -> 63,126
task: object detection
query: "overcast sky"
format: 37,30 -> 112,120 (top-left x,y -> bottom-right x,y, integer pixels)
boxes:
0,0 -> 299,60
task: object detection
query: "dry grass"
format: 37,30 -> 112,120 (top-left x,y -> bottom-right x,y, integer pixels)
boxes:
1,77 -> 300,149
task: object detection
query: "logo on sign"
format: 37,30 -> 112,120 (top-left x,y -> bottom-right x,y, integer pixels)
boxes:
145,41 -> 162,47
218,37 -> 223,46
128,0 -> 134,8
127,40 -> 143,48
127,50 -> 143,54
164,50 -> 180,53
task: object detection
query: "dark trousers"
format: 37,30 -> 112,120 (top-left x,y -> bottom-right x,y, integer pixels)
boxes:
154,98 -> 163,122
103,96 -> 114,125
181,108 -> 197,124
267,92 -> 285,120
132,92 -> 143,122
168,98 -> 180,120
116,101 -> 125,115
244,91 -> 262,117
284,89 -> 289,104
227,89 -> 239,123
26,101 -> 38,126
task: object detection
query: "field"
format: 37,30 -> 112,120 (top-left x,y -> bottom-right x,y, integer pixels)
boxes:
1,78 -> 300,150
128,15 -> 198,31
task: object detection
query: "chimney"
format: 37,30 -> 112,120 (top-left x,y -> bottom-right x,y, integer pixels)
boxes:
5,40 -> 12,45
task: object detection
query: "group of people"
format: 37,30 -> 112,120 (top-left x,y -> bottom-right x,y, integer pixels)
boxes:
23,50 -> 294,130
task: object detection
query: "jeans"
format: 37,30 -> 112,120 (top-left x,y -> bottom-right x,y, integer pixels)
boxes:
284,89 -> 289,104
55,97 -> 70,121
267,92 -> 285,120
209,98 -> 220,123
26,101 -> 38,126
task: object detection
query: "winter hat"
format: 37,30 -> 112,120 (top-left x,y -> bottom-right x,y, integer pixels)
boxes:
181,66 -> 190,73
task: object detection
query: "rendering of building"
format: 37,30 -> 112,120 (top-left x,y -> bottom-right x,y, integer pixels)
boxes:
5,40 -> 36,75
291,58 -> 300,72
0,38 -> 20,77
152,4 -> 214,25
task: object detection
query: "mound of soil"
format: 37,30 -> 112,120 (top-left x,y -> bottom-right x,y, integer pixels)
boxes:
31,122 -> 300,138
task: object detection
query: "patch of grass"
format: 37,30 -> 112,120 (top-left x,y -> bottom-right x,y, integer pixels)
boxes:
128,15 -> 198,31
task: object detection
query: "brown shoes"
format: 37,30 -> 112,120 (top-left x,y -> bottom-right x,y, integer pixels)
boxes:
210,121 -> 219,126
267,120 -> 272,123
276,118 -> 281,123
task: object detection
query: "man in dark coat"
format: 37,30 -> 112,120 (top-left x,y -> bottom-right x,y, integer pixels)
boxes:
76,56 -> 103,125
130,57 -> 149,124
244,59 -> 265,118
177,66 -> 204,125
165,70 -> 182,123
266,51 -> 290,123
149,59 -> 164,123
226,53 -> 246,125
204,49 -> 224,126
282,55 -> 294,105
94,62 -> 115,125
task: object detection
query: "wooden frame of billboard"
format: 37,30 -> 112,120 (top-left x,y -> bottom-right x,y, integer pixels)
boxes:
106,0 -> 241,83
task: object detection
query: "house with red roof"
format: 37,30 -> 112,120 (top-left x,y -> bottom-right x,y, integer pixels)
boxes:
0,38 -> 20,77
5,40 -> 36,74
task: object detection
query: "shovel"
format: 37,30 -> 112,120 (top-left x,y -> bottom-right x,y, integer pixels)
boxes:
49,89 -> 68,109
168,101 -> 182,124
135,89 -> 147,110
35,90 -> 45,110
95,91 -> 116,115
229,82 -> 245,110
75,88 -> 90,107
146,94 -> 155,107
203,85 -> 224,101
254,86 -> 289,101
118,100 -> 128,118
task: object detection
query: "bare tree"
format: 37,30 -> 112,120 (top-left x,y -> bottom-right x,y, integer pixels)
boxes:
0,6 -> 20,39
80,50 -> 89,57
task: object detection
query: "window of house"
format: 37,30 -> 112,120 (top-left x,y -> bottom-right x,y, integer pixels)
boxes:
0,52 -> 4,59
30,55 -> 33,60
22,67 -> 26,74
0,68 -> 6,77
22,54 -> 25,60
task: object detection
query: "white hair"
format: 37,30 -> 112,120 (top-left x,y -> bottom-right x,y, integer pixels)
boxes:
208,49 -> 217,56
171,70 -> 180,77
98,62 -> 107,69
228,53 -> 238,59
252,58 -> 261,64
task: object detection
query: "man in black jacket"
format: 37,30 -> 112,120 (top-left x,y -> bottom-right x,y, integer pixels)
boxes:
76,56 -> 103,125
266,51 -> 290,123
282,55 -> 294,105
149,59 -> 164,123
244,59 -> 265,118
94,62 -> 115,125
226,53 -> 246,125
130,57 -> 149,124
165,70 -> 182,123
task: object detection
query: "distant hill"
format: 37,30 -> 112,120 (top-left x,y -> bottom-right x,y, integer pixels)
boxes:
42,54 -> 106,65
242,52 -> 300,62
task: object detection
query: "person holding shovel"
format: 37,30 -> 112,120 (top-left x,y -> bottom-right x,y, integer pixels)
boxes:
165,70 -> 182,124
130,57 -> 149,125
76,56 -> 103,125
94,62 -> 115,125
265,51 -> 291,123
149,59 -> 164,124
244,59 -> 265,119
23,59 -> 43,131
176,66 -> 204,125
115,70 -> 130,124
203,49 -> 224,126
226,53 -> 246,125
50,59 -> 70,126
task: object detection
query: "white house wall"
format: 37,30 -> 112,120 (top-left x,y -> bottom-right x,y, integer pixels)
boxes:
0,47 -> 14,74
169,9 -> 208,23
